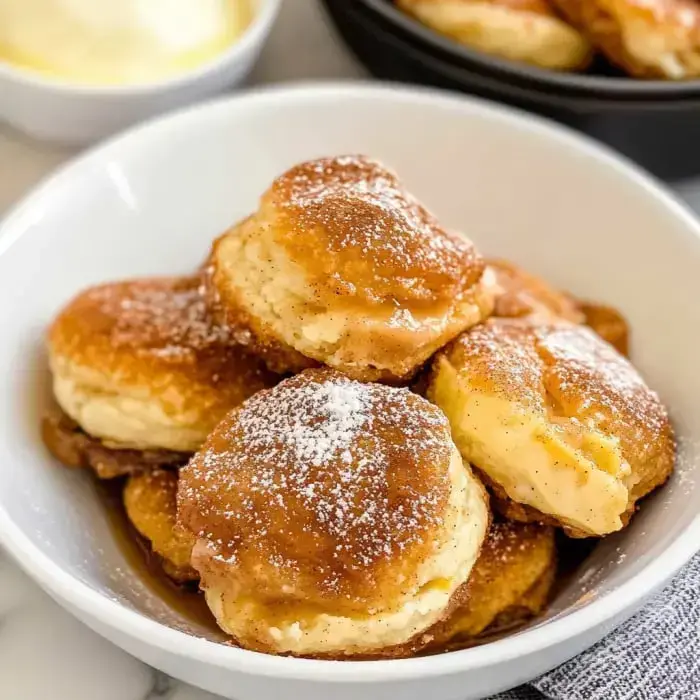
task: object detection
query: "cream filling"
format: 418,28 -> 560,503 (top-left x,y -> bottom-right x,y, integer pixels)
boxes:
51,357 -> 205,452
430,360 -> 630,536
197,449 -> 489,655
404,2 -> 591,69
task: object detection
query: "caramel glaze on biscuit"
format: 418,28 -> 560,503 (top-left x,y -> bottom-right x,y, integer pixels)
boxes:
270,156 -> 484,304
206,156 -> 493,383
49,276 -> 271,406
48,276 -> 279,452
178,368 -> 489,658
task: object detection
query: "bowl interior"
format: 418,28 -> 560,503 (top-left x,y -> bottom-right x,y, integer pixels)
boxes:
358,0 -> 700,98
0,86 -> 698,666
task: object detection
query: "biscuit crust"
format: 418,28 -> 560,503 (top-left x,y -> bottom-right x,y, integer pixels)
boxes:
578,301 -> 630,356
488,259 -> 630,356
48,277 -> 278,452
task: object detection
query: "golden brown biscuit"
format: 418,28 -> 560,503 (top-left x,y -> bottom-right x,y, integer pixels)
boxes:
41,411 -> 188,479
178,369 -> 489,658
489,259 -> 584,323
48,277 -> 278,454
206,156 -> 494,383
427,321 -> 674,537
489,259 -> 630,355
123,470 -> 198,584
491,555 -> 556,631
578,301 -> 630,356
434,520 -> 556,644
553,0 -> 700,78
487,256 -> 623,402
396,0 -> 593,70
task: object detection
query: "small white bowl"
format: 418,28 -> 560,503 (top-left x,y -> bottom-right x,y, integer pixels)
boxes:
0,84 -> 698,700
0,0 -> 280,145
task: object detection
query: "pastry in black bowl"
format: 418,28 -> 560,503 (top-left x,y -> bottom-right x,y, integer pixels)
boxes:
321,0 -> 700,179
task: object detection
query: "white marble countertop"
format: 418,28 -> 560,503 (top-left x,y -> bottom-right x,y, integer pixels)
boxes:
1,2 -> 700,699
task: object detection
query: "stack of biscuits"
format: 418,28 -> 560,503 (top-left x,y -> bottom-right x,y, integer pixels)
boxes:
44,155 -> 674,659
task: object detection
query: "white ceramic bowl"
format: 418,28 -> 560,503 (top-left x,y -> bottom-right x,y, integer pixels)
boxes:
0,0 -> 280,145
0,84 -> 698,700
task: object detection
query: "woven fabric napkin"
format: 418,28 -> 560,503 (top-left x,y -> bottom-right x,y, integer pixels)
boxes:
493,552 -> 700,700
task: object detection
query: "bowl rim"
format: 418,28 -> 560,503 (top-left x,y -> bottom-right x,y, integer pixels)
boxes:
0,0 -> 281,96
357,0 -> 700,99
1,82 -> 699,682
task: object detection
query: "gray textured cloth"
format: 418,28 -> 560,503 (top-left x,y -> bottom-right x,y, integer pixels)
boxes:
492,553 -> 700,700
495,689 -> 545,700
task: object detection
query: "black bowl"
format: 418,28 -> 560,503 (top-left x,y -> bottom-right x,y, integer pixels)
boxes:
321,0 -> 700,180
360,0 -> 700,99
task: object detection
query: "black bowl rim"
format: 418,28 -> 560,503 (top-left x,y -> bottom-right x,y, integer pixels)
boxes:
359,0 -> 700,98
324,0 -> 700,109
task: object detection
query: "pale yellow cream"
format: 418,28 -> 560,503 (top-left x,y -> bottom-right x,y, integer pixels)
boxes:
430,359 -> 631,536
0,0 -> 250,85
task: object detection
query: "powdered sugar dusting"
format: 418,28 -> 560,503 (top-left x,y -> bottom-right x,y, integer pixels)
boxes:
179,369 -> 453,593
449,321 -> 545,409
538,324 -> 673,464
242,379 -> 372,469
55,277 -> 277,401
108,278 -> 233,355
273,155 -> 482,291
482,520 -> 551,567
